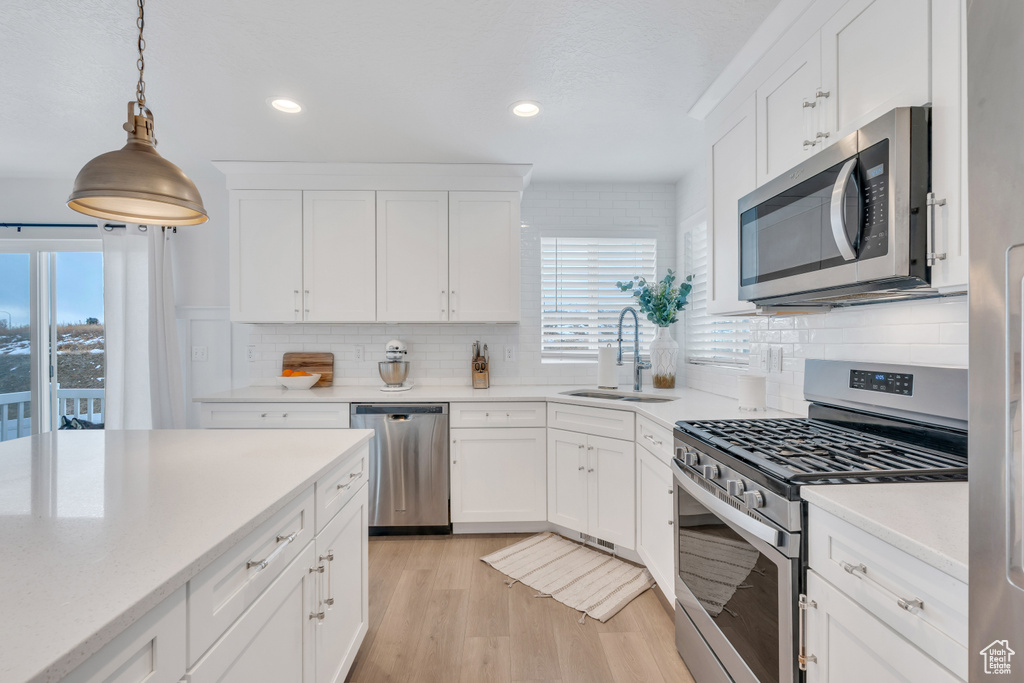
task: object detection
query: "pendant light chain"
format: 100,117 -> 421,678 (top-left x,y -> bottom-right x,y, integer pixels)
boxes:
135,0 -> 146,106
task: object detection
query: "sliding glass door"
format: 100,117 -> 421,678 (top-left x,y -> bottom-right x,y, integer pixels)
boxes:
0,240 -> 103,441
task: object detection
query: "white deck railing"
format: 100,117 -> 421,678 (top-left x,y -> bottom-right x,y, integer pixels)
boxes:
0,388 -> 106,442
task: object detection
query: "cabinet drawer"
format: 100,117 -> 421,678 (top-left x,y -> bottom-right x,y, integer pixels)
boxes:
450,401 -> 546,428
315,443 -> 369,533
547,402 -> 634,441
635,415 -> 673,465
808,505 -> 967,678
188,488 -> 315,666
200,402 -> 349,429
63,587 -> 186,683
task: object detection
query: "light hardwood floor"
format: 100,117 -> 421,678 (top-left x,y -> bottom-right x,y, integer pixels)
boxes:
346,534 -> 696,683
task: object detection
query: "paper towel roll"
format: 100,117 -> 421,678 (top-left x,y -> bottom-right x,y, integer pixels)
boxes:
737,373 -> 767,412
598,345 -> 618,389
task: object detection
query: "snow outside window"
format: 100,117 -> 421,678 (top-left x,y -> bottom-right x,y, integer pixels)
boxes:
540,237 -> 657,361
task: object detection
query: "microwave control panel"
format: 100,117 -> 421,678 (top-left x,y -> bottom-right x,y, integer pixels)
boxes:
850,369 -> 913,396
857,139 -> 890,259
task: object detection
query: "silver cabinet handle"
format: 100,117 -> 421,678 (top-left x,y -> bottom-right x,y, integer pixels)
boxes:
587,468 -> 594,473
450,289 -> 456,316
309,563 -> 325,622
320,550 -> 334,606
337,471 -> 363,490
260,413 -> 268,418
926,192 -> 948,265
441,290 -> 446,316
798,593 -> 818,670
643,433 -> 663,447
246,531 -> 298,571
578,465 -> 585,471
839,560 -> 924,614
803,139 -> 820,149
829,157 -> 859,261
282,413 -> 288,418
294,289 -> 300,317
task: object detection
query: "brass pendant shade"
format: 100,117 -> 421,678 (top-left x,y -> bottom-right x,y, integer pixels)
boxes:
69,103 -> 208,226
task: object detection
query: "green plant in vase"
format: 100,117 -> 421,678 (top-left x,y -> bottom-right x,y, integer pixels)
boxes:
616,270 -> 693,388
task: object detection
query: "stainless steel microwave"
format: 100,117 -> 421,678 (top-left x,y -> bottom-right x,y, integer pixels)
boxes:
737,107 -> 930,307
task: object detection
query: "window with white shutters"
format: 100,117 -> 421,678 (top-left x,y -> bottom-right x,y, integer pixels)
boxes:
683,222 -> 751,366
540,237 -> 657,361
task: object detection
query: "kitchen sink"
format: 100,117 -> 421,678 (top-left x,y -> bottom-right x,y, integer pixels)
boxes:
559,389 -> 677,403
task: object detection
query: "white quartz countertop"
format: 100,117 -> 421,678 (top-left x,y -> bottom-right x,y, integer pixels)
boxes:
802,481 -> 968,582
0,428 -> 373,683
194,384 -> 800,429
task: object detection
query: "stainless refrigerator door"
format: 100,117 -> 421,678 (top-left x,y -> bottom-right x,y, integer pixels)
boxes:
969,2 -> 1024,678
353,407 -> 449,527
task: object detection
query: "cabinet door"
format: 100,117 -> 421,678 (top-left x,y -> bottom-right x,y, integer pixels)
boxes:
819,0 -> 930,139
636,446 -> 674,599
189,544 -> 316,683
376,191 -> 449,322
230,190 -> 304,322
451,428 -> 547,523
803,570 -> 961,683
449,191 -> 521,322
587,434 -> 635,550
756,34 -> 822,185
303,191 -> 377,321
707,96 -> 757,316
547,428 -> 589,532
315,485 -> 369,683
928,0 -> 968,291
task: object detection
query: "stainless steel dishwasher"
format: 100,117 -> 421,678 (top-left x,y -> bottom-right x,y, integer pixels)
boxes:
350,403 -> 450,533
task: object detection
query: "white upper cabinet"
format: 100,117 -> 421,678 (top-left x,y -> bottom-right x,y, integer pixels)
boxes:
303,191 -> 377,322
756,34 -> 823,185
448,191 -> 521,322
707,96 -> 758,316
376,191 -> 450,322
819,0 -> 930,141
928,0 -> 967,291
230,191 -> 304,322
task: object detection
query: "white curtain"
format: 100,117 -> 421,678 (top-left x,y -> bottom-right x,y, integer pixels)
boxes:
102,225 -> 185,429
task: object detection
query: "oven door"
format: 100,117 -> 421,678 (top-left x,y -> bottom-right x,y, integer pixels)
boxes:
673,458 -> 799,683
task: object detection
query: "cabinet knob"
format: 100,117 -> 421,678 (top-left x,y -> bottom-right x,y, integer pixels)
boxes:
578,466 -> 585,471
667,488 -> 673,495
668,520 -> 675,526
587,468 -> 595,473
282,413 -> 288,418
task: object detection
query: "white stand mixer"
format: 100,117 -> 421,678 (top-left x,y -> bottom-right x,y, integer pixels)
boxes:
379,339 -> 413,392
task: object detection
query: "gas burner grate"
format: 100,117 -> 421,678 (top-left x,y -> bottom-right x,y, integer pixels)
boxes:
678,418 -> 967,483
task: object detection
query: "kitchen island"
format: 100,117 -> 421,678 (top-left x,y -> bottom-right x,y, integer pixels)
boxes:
0,428 -> 373,683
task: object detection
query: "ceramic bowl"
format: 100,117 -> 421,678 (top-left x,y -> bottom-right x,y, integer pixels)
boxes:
279,373 -> 321,390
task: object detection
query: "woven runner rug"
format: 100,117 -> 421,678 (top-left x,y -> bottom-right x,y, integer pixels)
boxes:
676,528 -> 760,617
481,532 -> 655,623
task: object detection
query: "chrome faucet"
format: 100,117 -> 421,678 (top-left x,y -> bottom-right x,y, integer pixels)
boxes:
617,306 -> 652,392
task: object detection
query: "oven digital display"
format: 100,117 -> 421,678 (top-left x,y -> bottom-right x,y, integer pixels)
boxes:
850,369 -> 913,395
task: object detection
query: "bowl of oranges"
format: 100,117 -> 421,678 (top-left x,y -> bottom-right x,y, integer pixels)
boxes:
279,369 -> 321,390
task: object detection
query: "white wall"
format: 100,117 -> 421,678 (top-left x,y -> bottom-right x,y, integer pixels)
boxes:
236,181 -> 679,389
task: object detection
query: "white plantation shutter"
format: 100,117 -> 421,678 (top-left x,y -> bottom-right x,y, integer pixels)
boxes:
684,223 -> 751,366
541,237 -> 658,360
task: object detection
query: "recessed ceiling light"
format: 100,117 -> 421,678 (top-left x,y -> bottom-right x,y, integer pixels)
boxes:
268,98 -> 303,114
511,101 -> 541,117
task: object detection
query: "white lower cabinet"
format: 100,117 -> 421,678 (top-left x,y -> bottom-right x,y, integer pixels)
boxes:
450,427 -> 547,523
803,570 -> 961,683
635,445 -> 674,599
188,543 -> 317,683
547,428 -> 635,551
313,484 -> 369,683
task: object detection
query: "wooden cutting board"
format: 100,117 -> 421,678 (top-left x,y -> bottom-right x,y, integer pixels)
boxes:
282,352 -> 334,387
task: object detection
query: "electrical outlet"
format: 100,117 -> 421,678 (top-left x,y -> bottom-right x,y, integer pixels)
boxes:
504,345 -> 516,362
770,346 -> 783,374
354,345 -> 364,362
191,345 -> 208,362
246,345 -> 256,362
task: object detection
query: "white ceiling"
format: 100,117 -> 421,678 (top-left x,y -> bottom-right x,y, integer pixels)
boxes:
1,0 -> 777,183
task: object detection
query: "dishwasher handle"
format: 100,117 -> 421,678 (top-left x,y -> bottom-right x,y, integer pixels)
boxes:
351,403 -> 448,416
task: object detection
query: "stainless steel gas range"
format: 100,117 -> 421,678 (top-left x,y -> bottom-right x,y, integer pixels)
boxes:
671,360 -> 967,683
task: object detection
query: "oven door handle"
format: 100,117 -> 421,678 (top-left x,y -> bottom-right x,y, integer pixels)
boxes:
829,157 -> 859,262
674,462 -> 781,547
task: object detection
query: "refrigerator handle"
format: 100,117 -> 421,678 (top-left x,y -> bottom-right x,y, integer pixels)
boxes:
1005,244 -> 1024,589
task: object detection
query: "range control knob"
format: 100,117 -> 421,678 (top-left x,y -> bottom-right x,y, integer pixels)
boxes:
743,489 -> 765,509
701,464 -> 720,480
686,451 -> 701,468
727,479 -> 746,498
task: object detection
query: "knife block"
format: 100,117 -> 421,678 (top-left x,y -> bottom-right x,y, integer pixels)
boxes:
472,358 -> 490,389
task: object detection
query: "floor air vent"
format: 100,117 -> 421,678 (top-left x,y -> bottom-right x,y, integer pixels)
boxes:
580,532 -> 615,551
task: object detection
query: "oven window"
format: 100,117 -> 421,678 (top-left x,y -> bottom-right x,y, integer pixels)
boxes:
677,505 -> 780,681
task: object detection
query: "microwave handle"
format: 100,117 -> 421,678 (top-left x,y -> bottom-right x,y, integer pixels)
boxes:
829,158 -> 859,261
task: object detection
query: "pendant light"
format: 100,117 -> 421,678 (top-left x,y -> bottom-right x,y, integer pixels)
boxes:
68,0 -> 207,226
